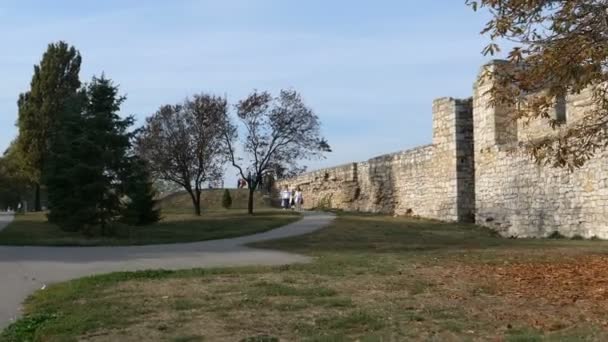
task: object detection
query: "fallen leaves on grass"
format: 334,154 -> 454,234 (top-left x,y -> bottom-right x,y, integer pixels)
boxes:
455,254 -> 608,331
474,255 -> 608,304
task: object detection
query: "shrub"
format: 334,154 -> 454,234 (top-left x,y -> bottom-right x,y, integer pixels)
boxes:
222,189 -> 232,209
547,231 -> 565,239
1,312 -> 58,341
570,234 -> 584,240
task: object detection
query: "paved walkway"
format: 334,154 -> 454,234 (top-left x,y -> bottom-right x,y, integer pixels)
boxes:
0,213 -> 14,231
0,211 -> 335,329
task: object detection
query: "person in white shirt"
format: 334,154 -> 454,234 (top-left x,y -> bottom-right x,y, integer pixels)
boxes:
280,186 -> 291,209
294,188 -> 304,211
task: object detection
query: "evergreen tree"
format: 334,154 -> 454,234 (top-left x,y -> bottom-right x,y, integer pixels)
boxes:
45,91 -> 91,231
222,189 -> 232,209
46,76 -> 134,234
82,75 -> 133,234
17,41 -> 81,211
121,157 -> 161,226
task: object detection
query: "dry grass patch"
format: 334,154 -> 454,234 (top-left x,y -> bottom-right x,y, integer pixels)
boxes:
71,258 -> 608,341
64,270 -> 392,341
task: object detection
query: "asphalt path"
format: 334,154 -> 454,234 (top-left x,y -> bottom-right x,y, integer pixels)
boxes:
0,211 -> 335,328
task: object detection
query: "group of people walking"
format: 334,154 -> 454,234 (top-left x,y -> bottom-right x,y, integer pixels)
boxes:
281,186 -> 304,211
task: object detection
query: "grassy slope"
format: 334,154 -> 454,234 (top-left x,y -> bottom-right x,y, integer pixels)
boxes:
0,189 -> 292,246
0,210 -> 298,246
159,188 -> 271,211
3,212 -> 608,341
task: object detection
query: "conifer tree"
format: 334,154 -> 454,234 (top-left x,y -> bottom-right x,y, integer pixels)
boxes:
121,157 -> 161,226
45,91 -> 90,231
46,76 -> 135,234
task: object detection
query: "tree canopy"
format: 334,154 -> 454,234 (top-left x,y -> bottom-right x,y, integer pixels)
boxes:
0,144 -> 32,210
137,94 -> 229,216
221,89 -> 331,214
16,41 -> 82,210
45,75 -> 158,233
468,0 -> 608,169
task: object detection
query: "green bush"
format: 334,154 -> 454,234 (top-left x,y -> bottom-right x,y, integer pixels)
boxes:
222,189 -> 232,209
547,231 -> 565,239
0,312 -> 58,342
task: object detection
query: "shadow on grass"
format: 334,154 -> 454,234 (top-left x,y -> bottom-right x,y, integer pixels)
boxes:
252,211 -> 608,255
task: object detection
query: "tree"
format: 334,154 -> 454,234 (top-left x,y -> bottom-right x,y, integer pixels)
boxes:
220,90 -> 331,214
46,76 -> 135,233
222,189 -> 232,209
468,0 -> 608,169
44,90 -> 90,231
137,94 -> 228,216
121,157 -> 161,226
0,144 -> 32,210
17,41 -> 82,210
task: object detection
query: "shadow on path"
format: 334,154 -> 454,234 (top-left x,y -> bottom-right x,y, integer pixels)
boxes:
0,212 -> 14,232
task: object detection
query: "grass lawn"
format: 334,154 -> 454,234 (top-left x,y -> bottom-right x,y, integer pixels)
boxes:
4,212 -> 608,341
0,209 -> 300,246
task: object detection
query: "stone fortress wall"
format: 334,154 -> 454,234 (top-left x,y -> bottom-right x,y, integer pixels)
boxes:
277,61 -> 608,238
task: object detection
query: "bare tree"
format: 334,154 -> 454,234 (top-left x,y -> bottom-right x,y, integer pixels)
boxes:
137,94 -> 228,215
221,89 -> 331,214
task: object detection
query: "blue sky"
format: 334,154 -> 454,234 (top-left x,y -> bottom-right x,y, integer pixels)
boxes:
0,0 -> 496,181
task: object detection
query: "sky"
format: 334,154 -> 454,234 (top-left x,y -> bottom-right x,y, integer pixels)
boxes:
0,0 -> 498,185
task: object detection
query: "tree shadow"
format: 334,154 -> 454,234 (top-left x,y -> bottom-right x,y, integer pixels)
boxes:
253,213 -> 608,255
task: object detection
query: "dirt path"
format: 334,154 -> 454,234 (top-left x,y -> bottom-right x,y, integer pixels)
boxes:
0,211 -> 334,329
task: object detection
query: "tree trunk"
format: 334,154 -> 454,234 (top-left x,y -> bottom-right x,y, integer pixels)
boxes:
248,188 -> 255,215
196,189 -> 202,215
187,189 -> 201,216
34,183 -> 41,212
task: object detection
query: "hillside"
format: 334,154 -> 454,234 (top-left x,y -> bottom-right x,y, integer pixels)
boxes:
159,189 -> 274,212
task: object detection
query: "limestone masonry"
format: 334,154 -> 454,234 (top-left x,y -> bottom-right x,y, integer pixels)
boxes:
277,61 -> 608,238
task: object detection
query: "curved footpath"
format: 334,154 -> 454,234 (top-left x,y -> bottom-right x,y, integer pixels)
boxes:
0,211 -> 335,329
